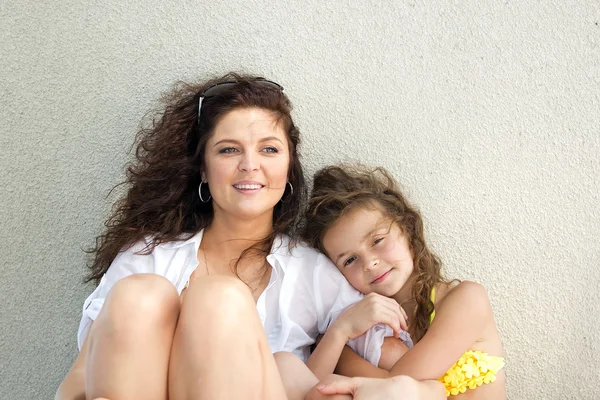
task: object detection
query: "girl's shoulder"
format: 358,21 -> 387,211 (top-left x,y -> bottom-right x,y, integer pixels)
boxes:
434,280 -> 490,312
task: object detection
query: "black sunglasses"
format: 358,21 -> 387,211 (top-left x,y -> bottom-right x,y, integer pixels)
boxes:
197,78 -> 284,124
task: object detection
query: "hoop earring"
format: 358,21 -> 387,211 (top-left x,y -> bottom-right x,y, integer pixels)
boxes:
199,181 -> 211,203
280,181 -> 294,203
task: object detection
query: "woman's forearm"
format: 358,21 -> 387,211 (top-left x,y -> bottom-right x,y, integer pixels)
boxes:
415,379 -> 446,400
315,375 -> 447,400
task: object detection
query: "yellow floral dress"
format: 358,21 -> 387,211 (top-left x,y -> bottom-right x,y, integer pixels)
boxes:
430,288 -> 505,397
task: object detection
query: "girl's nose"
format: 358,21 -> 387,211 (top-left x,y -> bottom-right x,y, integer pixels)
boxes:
363,257 -> 379,271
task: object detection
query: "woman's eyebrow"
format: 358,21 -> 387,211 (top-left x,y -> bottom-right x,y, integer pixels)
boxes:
212,136 -> 284,147
213,139 -> 239,147
258,136 -> 284,145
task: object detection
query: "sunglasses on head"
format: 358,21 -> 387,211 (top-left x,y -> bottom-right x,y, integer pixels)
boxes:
197,78 -> 284,124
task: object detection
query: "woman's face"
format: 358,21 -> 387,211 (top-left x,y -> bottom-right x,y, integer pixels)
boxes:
203,107 -> 290,222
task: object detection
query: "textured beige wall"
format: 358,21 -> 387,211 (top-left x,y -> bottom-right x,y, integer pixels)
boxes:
1,1 -> 599,398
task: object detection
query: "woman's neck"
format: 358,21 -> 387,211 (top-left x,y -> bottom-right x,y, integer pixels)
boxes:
203,212 -> 274,258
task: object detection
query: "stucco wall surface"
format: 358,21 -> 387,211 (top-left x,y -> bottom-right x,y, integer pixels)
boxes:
1,1 -> 599,398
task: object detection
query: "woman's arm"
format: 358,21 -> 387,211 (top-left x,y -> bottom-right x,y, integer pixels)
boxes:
314,375 -> 446,400
55,324 -> 91,400
389,281 -> 494,379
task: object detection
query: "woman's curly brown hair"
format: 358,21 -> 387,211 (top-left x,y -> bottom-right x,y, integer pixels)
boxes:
302,164 -> 449,342
87,73 -> 306,284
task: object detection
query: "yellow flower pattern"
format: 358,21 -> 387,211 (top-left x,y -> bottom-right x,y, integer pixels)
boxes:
439,350 -> 504,397
429,287 -> 505,397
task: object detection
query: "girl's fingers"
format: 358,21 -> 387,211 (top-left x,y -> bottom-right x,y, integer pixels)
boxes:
398,308 -> 408,331
382,298 -> 408,331
378,299 -> 407,332
376,309 -> 401,337
399,305 -> 408,321
368,295 -> 408,334
378,296 -> 408,337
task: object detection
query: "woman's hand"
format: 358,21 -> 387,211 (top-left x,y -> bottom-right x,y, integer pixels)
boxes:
330,293 -> 408,340
316,375 -> 445,400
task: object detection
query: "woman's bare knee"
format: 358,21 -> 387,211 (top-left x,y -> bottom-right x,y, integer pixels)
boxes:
86,275 -> 180,399
169,276 -> 278,400
182,275 -> 254,316
98,274 -> 180,332
186,275 -> 252,299
173,275 -> 258,352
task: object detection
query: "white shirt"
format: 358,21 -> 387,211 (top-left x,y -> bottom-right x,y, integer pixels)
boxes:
78,230 -> 396,365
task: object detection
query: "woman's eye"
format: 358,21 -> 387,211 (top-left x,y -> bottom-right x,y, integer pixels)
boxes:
219,147 -> 238,154
343,256 -> 357,267
262,146 -> 278,153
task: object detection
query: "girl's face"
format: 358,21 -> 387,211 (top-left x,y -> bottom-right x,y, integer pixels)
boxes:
203,107 -> 290,222
322,204 -> 414,296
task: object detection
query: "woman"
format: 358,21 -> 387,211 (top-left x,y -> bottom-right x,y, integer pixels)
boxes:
55,73 -> 444,400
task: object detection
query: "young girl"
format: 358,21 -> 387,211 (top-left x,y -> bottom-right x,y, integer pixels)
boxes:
303,165 -> 506,399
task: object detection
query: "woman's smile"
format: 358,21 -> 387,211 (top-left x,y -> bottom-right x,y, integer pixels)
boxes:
232,180 -> 265,193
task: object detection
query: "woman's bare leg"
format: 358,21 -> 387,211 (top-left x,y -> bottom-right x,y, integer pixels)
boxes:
85,274 -> 180,400
168,275 -> 288,400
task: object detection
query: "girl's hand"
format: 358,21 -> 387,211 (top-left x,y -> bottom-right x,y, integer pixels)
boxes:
331,293 -> 408,340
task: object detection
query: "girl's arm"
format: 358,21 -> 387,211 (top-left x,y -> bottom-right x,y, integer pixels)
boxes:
335,281 -> 494,381
336,346 -> 391,378
305,322 -> 350,379
389,281 -> 494,379
307,292 -> 406,379
336,335 -> 409,377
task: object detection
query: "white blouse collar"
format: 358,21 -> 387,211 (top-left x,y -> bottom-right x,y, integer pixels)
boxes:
160,229 -> 295,273
159,230 -> 204,251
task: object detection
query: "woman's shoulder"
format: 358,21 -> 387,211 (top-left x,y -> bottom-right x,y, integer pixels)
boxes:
272,235 -> 322,260
272,235 -> 343,277
112,233 -> 201,271
124,231 -> 202,253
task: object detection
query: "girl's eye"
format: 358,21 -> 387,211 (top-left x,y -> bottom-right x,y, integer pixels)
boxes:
219,147 -> 238,154
262,146 -> 278,153
373,237 -> 384,246
343,256 -> 357,267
